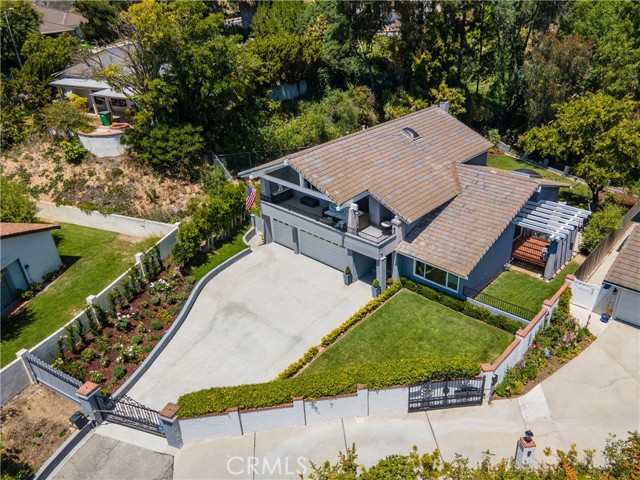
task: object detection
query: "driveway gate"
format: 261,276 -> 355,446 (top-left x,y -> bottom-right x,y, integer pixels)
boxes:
408,377 -> 485,412
97,394 -> 166,437
23,352 -> 82,404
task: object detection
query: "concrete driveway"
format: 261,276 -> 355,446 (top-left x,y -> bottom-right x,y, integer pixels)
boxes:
128,243 -> 371,409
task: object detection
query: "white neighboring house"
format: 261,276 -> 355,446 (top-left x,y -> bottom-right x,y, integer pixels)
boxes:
602,225 -> 640,327
1,223 -> 62,311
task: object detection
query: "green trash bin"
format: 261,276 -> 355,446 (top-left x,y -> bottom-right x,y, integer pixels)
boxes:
98,110 -> 112,126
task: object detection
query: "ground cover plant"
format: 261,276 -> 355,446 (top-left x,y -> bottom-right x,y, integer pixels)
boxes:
1,224 -> 157,366
301,290 -> 513,375
481,262 -> 578,315
495,289 -> 593,398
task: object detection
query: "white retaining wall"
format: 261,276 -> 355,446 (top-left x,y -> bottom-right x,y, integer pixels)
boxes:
0,226 -> 178,406
37,201 -> 176,238
77,132 -> 126,158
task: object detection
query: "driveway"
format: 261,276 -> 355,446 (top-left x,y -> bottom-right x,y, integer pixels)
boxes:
128,243 -> 371,409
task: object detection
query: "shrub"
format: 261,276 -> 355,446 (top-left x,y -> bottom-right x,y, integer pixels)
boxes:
277,347 -> 319,380
401,278 -> 522,333
157,309 -> 173,324
59,138 -> 89,165
0,176 -> 39,223
186,276 -> 197,285
85,310 -> 100,337
140,300 -> 149,309
115,314 -> 131,332
136,322 -> 148,333
344,266 -> 351,275
131,335 -> 143,345
58,360 -> 87,382
178,356 -> 480,417
118,345 -> 142,364
112,365 -> 126,381
177,291 -> 188,302
372,279 -> 380,288
580,203 -> 624,254
150,320 -> 163,330
95,336 -> 109,353
100,357 -> 110,368
93,304 -> 108,327
151,295 -> 161,306
74,318 -> 87,344
80,347 -> 97,363
20,289 -> 34,300
90,371 -> 105,383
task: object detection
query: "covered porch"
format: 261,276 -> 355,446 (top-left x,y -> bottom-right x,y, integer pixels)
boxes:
512,200 -> 591,279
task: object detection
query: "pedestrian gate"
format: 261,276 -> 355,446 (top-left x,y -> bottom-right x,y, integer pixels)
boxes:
408,377 -> 485,412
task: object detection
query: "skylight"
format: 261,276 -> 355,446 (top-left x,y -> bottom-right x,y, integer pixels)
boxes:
401,127 -> 420,140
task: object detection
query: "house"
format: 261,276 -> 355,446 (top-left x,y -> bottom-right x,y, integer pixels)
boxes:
240,104 -> 590,297
601,226 -> 640,326
0,223 -> 62,311
50,45 -> 136,120
32,3 -> 86,36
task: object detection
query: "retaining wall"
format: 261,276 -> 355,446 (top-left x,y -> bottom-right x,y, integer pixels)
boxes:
77,131 -> 126,158
37,201 -> 176,238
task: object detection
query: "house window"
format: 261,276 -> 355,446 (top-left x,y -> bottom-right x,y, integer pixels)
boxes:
303,178 -> 320,192
414,260 -> 459,292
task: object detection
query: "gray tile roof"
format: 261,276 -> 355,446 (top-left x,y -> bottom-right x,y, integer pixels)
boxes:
396,165 -> 544,278
249,107 -> 493,222
35,5 -> 86,34
604,225 -> 640,292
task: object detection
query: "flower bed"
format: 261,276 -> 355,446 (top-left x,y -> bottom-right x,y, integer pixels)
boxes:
52,255 -> 196,393
495,289 -> 594,398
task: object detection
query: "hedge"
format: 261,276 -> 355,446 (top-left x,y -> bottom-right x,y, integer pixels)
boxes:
401,278 -> 522,334
177,356 -> 480,417
277,280 -> 403,380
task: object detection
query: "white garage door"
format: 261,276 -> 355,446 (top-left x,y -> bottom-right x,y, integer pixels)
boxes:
299,230 -> 349,271
272,219 -> 295,250
615,290 -> 640,326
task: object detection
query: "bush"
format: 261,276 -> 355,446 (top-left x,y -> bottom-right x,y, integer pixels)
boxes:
401,278 -> 522,333
90,371 -> 105,383
0,176 -> 39,223
277,347 -> 319,380
58,360 -> 87,382
157,309 -> 173,324
178,356 -> 479,417
131,335 -> 143,345
80,347 -> 97,363
151,295 -> 161,306
115,314 -> 131,332
186,276 -> 197,285
100,357 -> 110,367
149,320 -> 163,330
140,300 -> 149,309
580,203 -> 624,254
112,365 -> 126,381
59,138 -> 89,165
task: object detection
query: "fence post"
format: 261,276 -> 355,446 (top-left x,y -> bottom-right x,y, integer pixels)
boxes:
159,403 -> 183,449
135,252 -> 145,279
480,364 -> 495,403
16,349 -> 36,384
76,382 -> 102,423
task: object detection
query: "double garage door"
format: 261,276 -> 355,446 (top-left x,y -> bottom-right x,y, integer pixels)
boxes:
615,289 -> 640,327
272,220 -> 349,271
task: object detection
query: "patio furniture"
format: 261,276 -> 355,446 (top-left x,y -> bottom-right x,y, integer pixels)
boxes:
300,196 -> 320,208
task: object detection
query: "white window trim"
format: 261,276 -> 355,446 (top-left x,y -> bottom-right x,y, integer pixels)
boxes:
413,258 -> 460,293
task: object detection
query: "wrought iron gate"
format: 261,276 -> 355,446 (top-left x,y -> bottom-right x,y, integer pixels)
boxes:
24,352 -> 82,403
97,394 -> 165,437
408,377 -> 485,412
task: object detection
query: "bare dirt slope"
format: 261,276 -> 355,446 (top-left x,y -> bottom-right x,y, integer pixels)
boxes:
1,139 -> 203,221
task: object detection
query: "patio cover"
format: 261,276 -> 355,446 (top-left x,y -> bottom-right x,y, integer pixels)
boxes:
50,78 -> 109,90
90,88 -> 133,100
513,200 -> 591,240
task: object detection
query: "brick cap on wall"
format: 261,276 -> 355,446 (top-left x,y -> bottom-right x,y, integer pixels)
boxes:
77,381 -> 100,397
160,403 -> 179,419
480,363 -> 494,373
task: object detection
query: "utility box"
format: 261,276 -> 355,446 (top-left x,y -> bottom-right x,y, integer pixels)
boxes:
514,434 -> 536,467
69,411 -> 88,430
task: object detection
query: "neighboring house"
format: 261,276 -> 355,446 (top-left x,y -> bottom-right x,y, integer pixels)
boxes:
0,223 -> 62,311
241,104 -> 590,297
50,45 -> 136,120
602,226 -> 640,326
32,3 -> 86,36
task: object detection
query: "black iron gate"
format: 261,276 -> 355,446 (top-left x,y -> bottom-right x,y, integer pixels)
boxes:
98,394 -> 165,437
408,377 -> 485,412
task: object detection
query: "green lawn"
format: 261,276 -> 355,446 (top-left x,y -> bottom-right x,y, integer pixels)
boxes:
189,226 -> 250,282
1,224 -> 157,367
301,290 -> 513,375
481,261 -> 579,314
487,154 -> 592,209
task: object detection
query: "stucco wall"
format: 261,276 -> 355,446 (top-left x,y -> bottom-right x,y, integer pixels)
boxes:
463,223 -> 516,293
1,231 -> 62,283
77,131 -> 126,158
38,202 -> 176,238
0,360 -> 32,405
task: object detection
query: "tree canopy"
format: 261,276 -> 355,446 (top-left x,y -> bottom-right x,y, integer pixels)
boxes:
0,176 -> 39,223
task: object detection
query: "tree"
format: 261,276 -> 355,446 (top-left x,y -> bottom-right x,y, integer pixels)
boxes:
580,204 -> 624,254
518,93 -> 639,210
39,99 -> 92,135
0,176 -> 39,223
20,32 -> 79,81
0,0 -> 40,71
73,0 -> 130,44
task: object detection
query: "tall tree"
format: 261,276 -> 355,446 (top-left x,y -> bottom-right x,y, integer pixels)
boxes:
74,0 -> 131,44
518,92 -> 640,211
0,0 -> 40,71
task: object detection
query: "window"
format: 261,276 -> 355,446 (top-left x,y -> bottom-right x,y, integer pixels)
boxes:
414,260 -> 459,292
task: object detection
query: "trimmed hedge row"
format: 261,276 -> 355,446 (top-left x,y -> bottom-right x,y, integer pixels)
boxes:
276,281 -> 403,380
177,356 -> 480,417
401,278 -> 523,334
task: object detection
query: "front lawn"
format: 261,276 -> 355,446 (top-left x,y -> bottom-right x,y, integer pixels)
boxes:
1,224 -> 157,367
301,290 -> 513,375
487,154 -> 592,209
481,262 -> 579,314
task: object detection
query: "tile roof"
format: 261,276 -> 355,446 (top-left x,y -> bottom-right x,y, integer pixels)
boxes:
248,107 -> 493,222
0,223 -> 60,239
34,5 -> 86,34
396,165 -> 543,278
604,225 -> 640,292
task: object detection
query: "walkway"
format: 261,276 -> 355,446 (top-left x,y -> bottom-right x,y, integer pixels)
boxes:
127,243 -> 371,410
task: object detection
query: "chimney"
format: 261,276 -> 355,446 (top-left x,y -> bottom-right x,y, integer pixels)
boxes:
439,98 -> 450,114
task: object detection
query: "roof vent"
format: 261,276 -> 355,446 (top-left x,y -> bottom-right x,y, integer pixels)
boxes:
401,127 -> 420,140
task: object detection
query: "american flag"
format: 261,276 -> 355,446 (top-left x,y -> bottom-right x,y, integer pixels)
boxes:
245,185 -> 257,210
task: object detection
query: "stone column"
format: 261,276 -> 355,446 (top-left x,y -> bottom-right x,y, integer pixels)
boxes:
76,382 -> 102,423
159,403 -> 183,449
16,349 -> 36,384
292,397 -> 306,426
357,384 -> 369,417
135,252 -> 145,279
347,203 -> 359,234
